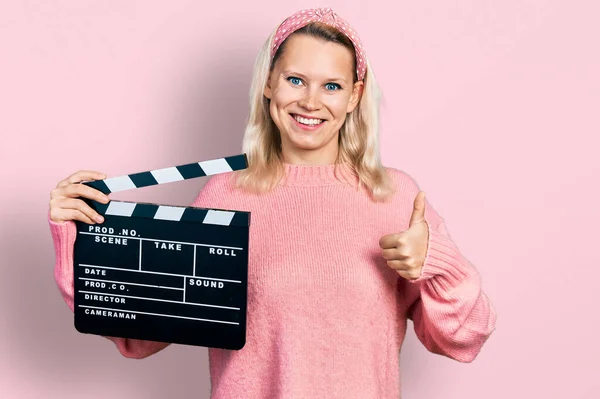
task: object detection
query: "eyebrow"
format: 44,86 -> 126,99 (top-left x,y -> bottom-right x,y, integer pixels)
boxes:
282,70 -> 348,84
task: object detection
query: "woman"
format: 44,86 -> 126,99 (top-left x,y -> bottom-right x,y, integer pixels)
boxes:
48,7 -> 496,398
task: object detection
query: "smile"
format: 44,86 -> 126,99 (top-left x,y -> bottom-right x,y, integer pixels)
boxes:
290,114 -> 325,130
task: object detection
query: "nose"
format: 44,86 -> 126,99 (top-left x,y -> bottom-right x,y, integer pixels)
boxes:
298,87 -> 321,111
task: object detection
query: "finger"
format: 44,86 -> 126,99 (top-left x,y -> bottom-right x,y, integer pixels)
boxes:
57,170 -> 106,188
381,247 -> 408,261
71,208 -> 98,225
52,198 -> 104,223
379,233 -> 401,249
386,260 -> 407,271
51,184 -> 110,204
59,183 -> 110,203
64,198 -> 105,223
396,269 -> 416,280
409,191 -> 426,227
51,207 -> 97,225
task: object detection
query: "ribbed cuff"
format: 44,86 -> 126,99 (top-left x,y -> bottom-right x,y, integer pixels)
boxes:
408,219 -> 475,290
48,210 -> 77,312
48,210 -> 76,250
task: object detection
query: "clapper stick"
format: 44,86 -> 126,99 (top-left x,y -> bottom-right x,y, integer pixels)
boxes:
73,154 -> 250,350
81,153 -> 249,226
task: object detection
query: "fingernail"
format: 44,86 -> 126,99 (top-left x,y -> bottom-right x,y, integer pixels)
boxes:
96,215 -> 104,223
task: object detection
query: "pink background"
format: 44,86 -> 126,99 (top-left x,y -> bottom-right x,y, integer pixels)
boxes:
1,1 -> 598,398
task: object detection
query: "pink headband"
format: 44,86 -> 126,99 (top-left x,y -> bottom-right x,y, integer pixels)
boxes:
270,7 -> 367,81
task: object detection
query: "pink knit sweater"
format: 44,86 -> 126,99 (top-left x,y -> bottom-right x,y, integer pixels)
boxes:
49,163 -> 496,398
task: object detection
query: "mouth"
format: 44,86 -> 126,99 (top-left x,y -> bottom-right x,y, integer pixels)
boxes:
289,113 -> 325,130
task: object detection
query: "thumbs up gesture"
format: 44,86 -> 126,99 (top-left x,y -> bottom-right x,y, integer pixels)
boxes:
379,191 -> 429,280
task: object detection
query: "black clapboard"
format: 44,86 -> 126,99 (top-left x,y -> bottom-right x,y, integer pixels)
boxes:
72,154 -> 250,350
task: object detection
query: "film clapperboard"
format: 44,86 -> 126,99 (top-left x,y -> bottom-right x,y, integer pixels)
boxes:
73,154 -> 250,350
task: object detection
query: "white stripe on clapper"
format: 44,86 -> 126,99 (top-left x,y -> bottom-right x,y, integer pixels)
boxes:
198,158 -> 233,175
203,210 -> 235,226
150,167 -> 184,184
106,201 -> 136,217
154,206 -> 185,221
103,175 -> 137,192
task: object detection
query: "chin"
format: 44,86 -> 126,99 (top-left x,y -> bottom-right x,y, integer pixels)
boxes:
279,119 -> 337,151
286,130 -> 323,146
287,138 -> 321,151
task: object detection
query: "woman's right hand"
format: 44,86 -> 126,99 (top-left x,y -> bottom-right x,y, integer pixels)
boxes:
49,170 -> 111,224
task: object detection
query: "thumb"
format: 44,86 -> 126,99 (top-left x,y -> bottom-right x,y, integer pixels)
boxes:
409,191 -> 426,227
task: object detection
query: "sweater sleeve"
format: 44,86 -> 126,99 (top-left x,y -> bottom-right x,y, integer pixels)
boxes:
399,182 -> 497,363
48,210 -> 170,359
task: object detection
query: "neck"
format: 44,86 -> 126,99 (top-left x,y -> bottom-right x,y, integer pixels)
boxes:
282,153 -> 338,165
279,161 -> 359,187
280,139 -> 339,165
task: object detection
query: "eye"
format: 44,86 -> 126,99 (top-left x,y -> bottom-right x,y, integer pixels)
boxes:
325,83 -> 341,91
287,76 -> 303,86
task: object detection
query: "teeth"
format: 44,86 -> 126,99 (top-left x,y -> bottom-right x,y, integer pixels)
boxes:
294,115 -> 323,126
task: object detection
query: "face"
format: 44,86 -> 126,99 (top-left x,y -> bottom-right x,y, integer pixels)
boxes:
264,34 -> 363,164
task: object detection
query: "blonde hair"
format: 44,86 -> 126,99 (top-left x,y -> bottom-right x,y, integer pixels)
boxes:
234,22 -> 395,202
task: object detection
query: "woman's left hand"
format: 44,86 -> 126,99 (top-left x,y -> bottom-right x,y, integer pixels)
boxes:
379,191 -> 429,280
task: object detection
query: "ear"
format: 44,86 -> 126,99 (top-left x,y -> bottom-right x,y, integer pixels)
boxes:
264,76 -> 273,99
346,81 -> 364,113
